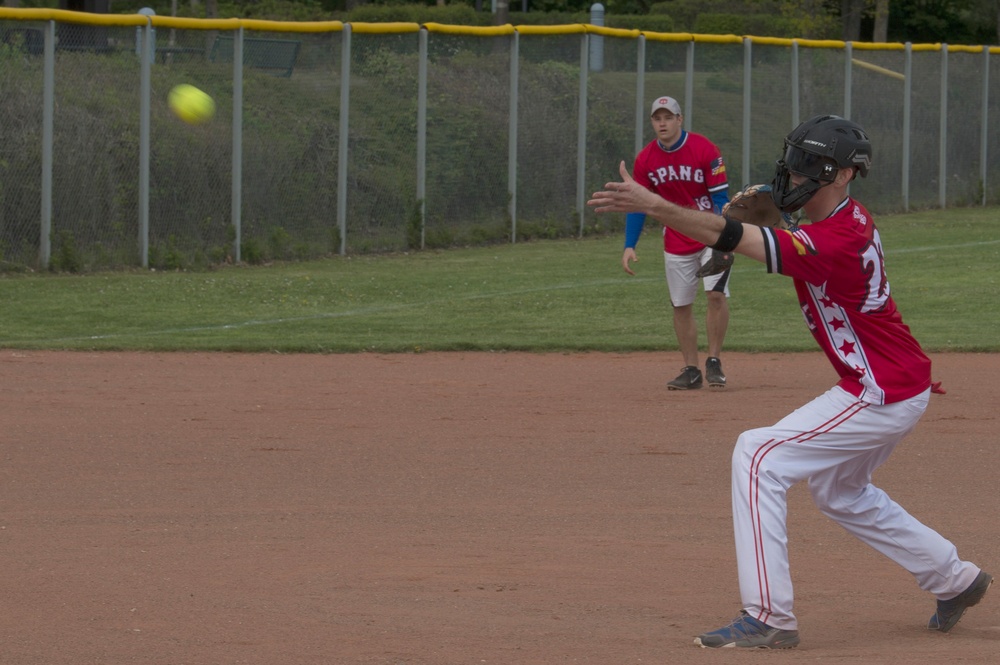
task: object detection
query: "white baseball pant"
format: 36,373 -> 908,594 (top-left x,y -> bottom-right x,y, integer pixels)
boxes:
732,385 -> 981,630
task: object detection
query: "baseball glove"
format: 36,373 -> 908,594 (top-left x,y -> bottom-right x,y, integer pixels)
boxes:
696,249 -> 735,278
722,184 -> 796,230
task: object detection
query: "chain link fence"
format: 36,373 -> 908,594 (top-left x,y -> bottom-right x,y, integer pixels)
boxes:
1,8 -> 998,272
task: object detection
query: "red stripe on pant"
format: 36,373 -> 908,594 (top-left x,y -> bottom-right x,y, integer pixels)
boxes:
746,401 -> 869,624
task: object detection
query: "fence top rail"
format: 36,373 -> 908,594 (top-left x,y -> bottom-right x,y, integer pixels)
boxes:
348,22 -> 419,34
424,22 -> 515,36
514,24 -> 586,35
153,17 -> 346,32
0,7 -> 149,26
640,32 -> 742,44
1,7 -> 999,52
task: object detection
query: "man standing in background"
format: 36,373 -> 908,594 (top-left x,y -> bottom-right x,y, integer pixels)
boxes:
622,96 -> 732,390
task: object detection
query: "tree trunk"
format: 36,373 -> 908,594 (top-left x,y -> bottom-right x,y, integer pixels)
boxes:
872,0 -> 889,42
493,0 -> 509,26
841,0 -> 863,41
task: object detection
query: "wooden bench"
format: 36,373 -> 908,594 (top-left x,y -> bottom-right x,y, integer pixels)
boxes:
210,35 -> 301,78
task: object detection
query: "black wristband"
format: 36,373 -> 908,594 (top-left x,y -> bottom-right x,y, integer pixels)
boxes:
711,217 -> 744,252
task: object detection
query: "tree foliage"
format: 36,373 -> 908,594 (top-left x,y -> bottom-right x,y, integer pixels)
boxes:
881,0 -> 998,44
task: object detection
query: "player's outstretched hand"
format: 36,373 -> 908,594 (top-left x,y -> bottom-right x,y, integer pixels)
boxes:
621,247 -> 638,276
589,161 -> 660,214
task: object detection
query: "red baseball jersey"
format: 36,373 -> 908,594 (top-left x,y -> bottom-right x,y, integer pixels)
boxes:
759,197 -> 931,405
632,132 -> 729,255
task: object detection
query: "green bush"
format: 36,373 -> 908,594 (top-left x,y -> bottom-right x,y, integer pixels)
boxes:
110,0 -> 334,21
423,226 -> 455,249
164,236 -> 186,270
606,14 -> 676,33
509,11 -> 589,26
269,226 -> 292,259
407,200 -> 423,251
693,12 -> 799,38
743,14 -> 799,38
653,0 -> 835,38
49,230 -> 82,273
242,237 -> 266,265
650,0 -> 732,29
693,13 -> 745,36
346,4 -> 485,24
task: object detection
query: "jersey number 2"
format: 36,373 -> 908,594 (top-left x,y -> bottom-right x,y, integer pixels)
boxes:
859,230 -> 890,313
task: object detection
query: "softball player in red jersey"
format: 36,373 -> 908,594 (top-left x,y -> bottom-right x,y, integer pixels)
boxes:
589,114 -> 991,649
623,96 -> 731,390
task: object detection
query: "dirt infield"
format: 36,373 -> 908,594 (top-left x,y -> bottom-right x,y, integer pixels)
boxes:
2,350 -> 997,664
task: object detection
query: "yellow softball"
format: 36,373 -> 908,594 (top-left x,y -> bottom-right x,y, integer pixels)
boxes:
168,84 -> 216,125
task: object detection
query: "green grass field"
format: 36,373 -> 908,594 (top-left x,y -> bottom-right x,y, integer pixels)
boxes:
1,206 -> 997,353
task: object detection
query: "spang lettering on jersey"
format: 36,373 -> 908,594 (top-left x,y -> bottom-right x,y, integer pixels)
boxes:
647,165 -> 705,186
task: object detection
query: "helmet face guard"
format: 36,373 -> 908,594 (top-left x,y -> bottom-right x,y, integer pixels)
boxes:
771,165 -> 822,214
771,144 -> 839,213
781,144 -> 839,181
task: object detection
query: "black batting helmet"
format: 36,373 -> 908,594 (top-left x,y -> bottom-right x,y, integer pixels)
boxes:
771,115 -> 873,213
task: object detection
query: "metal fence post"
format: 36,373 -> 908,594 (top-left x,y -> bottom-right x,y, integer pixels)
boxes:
139,17 -> 153,268
417,28 -> 428,249
337,24 -> 352,255
509,30 -> 519,243
791,40 -> 799,128
980,46 -> 990,206
939,43 -> 948,208
902,42 -> 912,211
232,27 -> 244,262
40,20 -> 55,270
137,7 -> 155,60
589,4 -> 604,71
634,35 -> 645,157
742,38 -> 751,187
684,40 -> 694,124
577,33 -> 589,237
844,41 -> 853,118
843,41 -> 853,198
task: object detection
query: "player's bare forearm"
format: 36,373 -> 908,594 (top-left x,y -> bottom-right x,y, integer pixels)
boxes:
589,161 -> 765,263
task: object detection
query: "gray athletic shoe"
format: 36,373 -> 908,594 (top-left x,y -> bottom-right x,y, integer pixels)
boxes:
694,610 -> 800,649
705,356 -> 726,388
667,365 -> 702,390
928,571 -> 993,632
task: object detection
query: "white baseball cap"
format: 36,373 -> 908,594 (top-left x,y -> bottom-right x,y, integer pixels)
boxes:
650,96 -> 682,116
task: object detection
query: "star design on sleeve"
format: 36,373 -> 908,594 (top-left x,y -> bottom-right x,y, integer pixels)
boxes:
838,340 -> 856,356
830,317 -> 846,331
